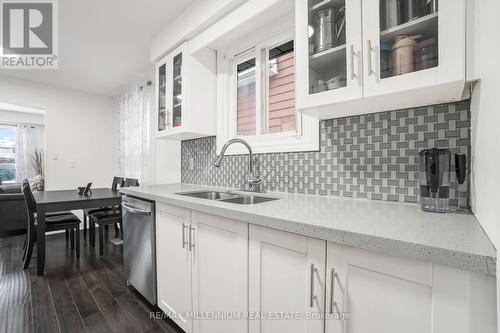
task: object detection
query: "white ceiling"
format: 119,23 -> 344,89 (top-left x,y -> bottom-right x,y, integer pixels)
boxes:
0,0 -> 195,97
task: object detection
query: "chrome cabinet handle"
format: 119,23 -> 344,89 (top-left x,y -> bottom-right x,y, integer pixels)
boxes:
310,264 -> 317,308
188,226 -> 195,251
350,44 -> 357,81
182,223 -> 188,248
329,268 -> 337,314
368,39 -> 380,80
367,39 -> 379,78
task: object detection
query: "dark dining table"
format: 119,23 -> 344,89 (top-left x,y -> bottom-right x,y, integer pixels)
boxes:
32,188 -> 122,275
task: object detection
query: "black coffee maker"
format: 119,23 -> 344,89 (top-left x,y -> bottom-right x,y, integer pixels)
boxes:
419,148 -> 450,213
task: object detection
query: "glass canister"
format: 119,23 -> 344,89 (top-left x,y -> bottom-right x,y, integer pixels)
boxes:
391,35 -> 420,76
415,37 -> 438,71
419,148 -> 450,213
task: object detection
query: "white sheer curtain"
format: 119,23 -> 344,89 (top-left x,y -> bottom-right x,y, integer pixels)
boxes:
119,83 -> 151,185
15,124 -> 35,183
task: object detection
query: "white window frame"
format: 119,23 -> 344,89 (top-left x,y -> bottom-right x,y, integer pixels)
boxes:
216,29 -> 319,155
233,49 -> 260,137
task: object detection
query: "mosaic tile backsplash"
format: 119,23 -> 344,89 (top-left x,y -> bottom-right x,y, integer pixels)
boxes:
181,101 -> 471,205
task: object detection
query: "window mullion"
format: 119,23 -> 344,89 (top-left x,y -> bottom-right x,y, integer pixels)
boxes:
255,47 -> 263,136
262,47 -> 270,135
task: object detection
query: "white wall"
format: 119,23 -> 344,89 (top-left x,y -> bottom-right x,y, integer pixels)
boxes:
470,0 -> 500,252
154,139 -> 181,184
469,0 -> 500,326
0,77 -> 119,190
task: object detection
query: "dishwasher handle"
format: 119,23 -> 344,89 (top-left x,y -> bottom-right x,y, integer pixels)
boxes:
122,203 -> 151,216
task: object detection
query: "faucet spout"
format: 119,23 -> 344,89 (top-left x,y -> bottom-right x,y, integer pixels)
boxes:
213,138 -> 254,176
213,154 -> 224,167
213,138 -> 264,192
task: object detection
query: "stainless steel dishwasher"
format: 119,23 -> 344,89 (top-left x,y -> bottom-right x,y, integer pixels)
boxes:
122,195 -> 156,305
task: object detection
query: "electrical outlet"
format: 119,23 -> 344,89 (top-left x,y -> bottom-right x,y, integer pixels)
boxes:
70,160 -> 77,168
51,152 -> 58,160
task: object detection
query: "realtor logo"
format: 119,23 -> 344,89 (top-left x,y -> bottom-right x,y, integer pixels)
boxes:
0,0 -> 58,69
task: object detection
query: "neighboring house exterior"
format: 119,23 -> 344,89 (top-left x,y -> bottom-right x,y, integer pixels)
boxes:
237,51 -> 296,136
0,139 -> 15,182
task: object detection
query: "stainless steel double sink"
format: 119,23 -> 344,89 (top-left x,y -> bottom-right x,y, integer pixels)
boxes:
176,190 -> 279,205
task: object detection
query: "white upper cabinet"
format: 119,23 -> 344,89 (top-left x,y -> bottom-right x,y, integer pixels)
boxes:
155,42 -> 217,140
362,0 -> 464,97
296,0 -> 363,109
296,0 -> 467,119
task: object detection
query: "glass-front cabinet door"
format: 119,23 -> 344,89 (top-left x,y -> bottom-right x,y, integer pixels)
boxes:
156,43 -> 187,135
362,0 -> 465,97
157,62 -> 167,132
171,52 -> 183,128
296,0 -> 363,110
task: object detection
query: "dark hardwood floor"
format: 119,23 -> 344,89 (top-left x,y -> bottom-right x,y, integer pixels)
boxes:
0,231 -> 183,333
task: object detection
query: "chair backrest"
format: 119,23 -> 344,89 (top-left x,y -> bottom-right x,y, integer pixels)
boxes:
123,178 -> 139,187
111,177 -> 124,191
22,181 -> 36,232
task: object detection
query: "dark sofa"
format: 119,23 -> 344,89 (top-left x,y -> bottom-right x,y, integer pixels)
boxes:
0,183 -> 28,237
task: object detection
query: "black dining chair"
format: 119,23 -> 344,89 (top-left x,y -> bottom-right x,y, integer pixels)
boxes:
22,183 -> 81,269
82,176 -> 124,240
20,179 -> 77,262
89,178 -> 139,256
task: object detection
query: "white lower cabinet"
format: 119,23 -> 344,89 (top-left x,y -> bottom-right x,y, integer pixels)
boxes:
248,225 -> 326,333
191,211 -> 248,333
156,203 -> 248,333
156,203 -> 193,333
157,203 -> 496,333
326,242 -> 497,333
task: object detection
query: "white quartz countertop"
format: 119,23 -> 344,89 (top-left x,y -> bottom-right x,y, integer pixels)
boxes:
121,183 -> 496,276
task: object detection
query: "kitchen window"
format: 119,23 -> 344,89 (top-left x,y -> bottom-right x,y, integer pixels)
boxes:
0,124 -> 16,182
218,30 -> 319,155
235,39 -> 297,137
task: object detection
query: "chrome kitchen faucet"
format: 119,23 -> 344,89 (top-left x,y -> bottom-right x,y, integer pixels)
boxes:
213,138 -> 265,193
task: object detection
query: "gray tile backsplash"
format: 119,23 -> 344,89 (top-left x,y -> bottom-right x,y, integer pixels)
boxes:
181,101 -> 471,205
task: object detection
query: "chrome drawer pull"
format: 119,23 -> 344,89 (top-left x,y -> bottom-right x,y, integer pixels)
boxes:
188,226 -> 195,251
330,268 -> 337,314
310,264 -> 317,308
182,223 -> 188,249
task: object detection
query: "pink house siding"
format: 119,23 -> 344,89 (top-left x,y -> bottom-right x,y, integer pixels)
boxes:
236,51 -> 295,135
237,82 -> 256,135
269,52 -> 295,133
